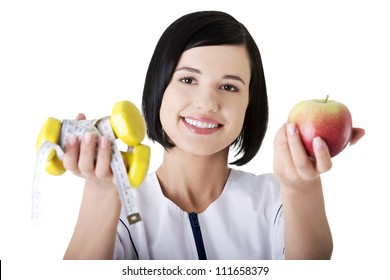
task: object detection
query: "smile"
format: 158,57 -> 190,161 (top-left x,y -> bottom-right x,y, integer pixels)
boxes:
181,117 -> 223,135
183,117 -> 220,129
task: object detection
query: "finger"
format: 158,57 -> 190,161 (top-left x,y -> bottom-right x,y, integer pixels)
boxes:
350,128 -> 365,145
78,132 -> 96,176
63,134 -> 81,175
286,123 -> 317,180
76,113 -> 86,121
273,124 -> 296,178
312,137 -> 333,173
95,136 -> 112,179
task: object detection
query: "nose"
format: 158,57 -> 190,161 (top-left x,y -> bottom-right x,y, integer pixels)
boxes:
193,90 -> 219,113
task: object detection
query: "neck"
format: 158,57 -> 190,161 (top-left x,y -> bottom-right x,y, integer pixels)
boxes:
156,147 -> 231,213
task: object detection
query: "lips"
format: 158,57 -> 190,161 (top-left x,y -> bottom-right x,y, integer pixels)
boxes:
181,117 -> 223,135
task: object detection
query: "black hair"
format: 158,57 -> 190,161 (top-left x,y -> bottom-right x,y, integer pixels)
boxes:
142,11 -> 268,166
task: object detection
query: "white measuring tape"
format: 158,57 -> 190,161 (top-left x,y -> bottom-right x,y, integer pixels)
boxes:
32,141 -> 65,221
32,117 -> 142,225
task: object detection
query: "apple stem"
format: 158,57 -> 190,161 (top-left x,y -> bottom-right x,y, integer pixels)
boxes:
325,95 -> 329,103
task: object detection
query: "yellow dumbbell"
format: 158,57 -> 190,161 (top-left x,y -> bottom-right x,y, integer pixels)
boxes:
121,144 -> 150,187
36,100 -> 150,187
36,117 -> 65,175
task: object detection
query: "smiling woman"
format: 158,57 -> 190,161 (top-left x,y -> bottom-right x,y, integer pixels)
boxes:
60,10 -> 364,260
1,0 -> 388,277
142,13 -> 269,166
159,45 -> 250,154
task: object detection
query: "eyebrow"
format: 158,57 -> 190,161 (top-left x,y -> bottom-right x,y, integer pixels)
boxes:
175,66 -> 246,85
175,66 -> 201,74
223,74 -> 246,85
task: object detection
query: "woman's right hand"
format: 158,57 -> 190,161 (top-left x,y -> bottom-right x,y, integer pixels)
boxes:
62,113 -> 115,189
62,114 -> 122,260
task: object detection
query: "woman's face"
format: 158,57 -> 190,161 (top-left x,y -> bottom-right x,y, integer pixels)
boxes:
160,45 -> 251,158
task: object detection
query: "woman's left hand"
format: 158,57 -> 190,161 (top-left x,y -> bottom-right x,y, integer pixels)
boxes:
273,124 -> 365,190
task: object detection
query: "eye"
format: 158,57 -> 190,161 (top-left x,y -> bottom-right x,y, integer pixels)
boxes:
180,77 -> 196,85
220,83 -> 239,92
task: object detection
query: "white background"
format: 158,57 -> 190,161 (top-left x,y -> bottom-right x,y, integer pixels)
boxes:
1,0 -> 389,278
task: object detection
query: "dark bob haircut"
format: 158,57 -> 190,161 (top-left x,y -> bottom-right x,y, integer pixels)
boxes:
142,11 -> 268,166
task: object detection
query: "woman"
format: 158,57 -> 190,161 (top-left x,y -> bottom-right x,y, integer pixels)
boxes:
63,11 -> 364,260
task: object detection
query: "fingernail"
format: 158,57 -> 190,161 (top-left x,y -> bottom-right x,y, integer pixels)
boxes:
67,134 -> 77,146
287,123 -> 296,136
100,136 -> 109,149
313,137 -> 323,150
84,132 -> 93,144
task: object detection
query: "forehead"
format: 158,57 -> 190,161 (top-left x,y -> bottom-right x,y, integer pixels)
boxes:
176,45 -> 251,82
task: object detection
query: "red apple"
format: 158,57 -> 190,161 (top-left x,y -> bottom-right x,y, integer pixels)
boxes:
288,96 -> 353,158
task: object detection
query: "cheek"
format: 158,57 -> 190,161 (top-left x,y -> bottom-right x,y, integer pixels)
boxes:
159,89 -> 181,128
233,112 -> 246,135
159,96 -> 172,129
228,100 -> 248,132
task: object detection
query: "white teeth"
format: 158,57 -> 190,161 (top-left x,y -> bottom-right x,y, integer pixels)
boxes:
184,117 -> 219,129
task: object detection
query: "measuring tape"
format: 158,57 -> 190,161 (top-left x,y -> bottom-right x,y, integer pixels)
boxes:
32,141 -> 65,221
32,101 -> 150,225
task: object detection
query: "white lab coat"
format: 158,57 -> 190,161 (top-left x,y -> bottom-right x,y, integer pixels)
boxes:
114,169 -> 284,260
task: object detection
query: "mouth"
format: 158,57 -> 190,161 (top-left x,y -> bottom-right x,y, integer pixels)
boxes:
183,117 -> 221,128
181,117 -> 223,135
